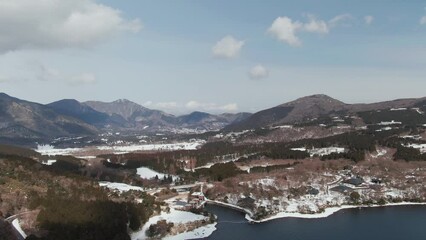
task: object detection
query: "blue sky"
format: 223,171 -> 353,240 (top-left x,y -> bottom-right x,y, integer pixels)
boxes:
1,0 -> 426,114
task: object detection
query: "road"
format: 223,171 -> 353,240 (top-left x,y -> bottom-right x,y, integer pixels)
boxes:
5,210 -> 35,240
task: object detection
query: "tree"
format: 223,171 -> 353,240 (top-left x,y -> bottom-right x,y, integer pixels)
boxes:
350,192 -> 360,204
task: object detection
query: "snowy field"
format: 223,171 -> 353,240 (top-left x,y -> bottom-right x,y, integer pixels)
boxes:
405,143 -> 426,153
35,144 -> 82,156
131,208 -> 213,240
97,141 -> 205,154
35,140 -> 205,156
291,147 -> 345,157
99,181 -> 144,192
137,167 -> 177,181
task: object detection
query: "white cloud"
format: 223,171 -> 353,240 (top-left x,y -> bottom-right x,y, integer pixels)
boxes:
249,64 -> 269,80
0,0 -> 142,53
0,76 -> 8,83
143,101 -> 153,107
69,73 -> 96,85
268,14 -> 351,46
186,101 -> 238,112
420,16 -> 426,25
364,15 -> 374,25
212,35 -> 244,58
143,100 -> 238,113
186,100 -> 202,109
36,63 -> 96,86
155,102 -> 178,109
268,17 -> 302,46
219,103 -> 238,112
328,14 -> 352,28
304,15 -> 329,34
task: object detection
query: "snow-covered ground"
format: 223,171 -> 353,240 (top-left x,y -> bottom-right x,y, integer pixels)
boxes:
270,125 -> 293,130
76,156 -> 97,159
12,219 -> 27,239
405,143 -> 426,153
41,159 -> 57,165
137,167 -> 177,181
191,153 -> 255,171
99,181 -> 144,192
378,120 -> 402,126
36,140 -> 205,156
131,208 -> 212,240
246,202 -> 426,223
35,144 -> 82,156
255,178 -> 275,187
400,135 -> 422,140
376,127 -> 393,132
291,147 -> 345,157
412,108 -> 424,114
97,141 -> 205,154
390,108 -> 407,111
371,149 -> 387,158
163,223 -> 217,240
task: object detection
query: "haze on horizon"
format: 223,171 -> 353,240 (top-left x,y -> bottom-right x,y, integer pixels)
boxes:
0,0 -> 426,115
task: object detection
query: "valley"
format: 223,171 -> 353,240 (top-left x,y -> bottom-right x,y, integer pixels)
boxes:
1,93 -> 425,239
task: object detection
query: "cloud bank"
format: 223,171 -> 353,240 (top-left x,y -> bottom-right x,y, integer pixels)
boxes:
0,0 -> 142,53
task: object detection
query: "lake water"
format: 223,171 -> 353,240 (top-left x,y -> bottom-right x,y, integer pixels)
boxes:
203,204 -> 426,240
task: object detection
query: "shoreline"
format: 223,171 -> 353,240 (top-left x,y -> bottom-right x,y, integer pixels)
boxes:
206,200 -> 426,223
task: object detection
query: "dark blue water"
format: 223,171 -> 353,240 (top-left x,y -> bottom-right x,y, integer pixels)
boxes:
203,204 -> 426,240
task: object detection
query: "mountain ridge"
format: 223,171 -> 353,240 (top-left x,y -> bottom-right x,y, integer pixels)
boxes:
0,93 -> 252,144
225,94 -> 426,131
2,92 -> 425,144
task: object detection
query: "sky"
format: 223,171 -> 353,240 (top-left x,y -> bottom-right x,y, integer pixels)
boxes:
1,0 -> 426,115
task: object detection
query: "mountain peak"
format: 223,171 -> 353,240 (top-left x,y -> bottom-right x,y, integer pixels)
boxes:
0,92 -> 10,97
0,92 -> 14,100
114,99 -> 133,104
283,94 -> 345,107
50,99 -> 80,105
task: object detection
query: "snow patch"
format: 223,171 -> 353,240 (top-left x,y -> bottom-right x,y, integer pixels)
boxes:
99,181 -> 144,192
256,178 -> 275,187
137,167 -> 177,181
97,141 -> 205,153
163,223 -> 216,240
35,144 -> 81,156
131,208 -> 210,240
41,159 -> 56,165
376,127 -> 393,132
292,147 -> 345,157
371,149 -> 387,158
378,120 -> 402,126
405,143 -> 426,153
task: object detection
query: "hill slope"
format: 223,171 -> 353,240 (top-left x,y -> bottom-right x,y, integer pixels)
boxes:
0,93 -> 97,142
226,94 -> 426,131
48,99 -> 113,126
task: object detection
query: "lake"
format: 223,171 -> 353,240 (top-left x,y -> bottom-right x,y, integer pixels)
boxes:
202,204 -> 426,240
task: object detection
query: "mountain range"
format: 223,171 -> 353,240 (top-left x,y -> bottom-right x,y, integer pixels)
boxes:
0,93 -> 251,144
1,92 -> 425,145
